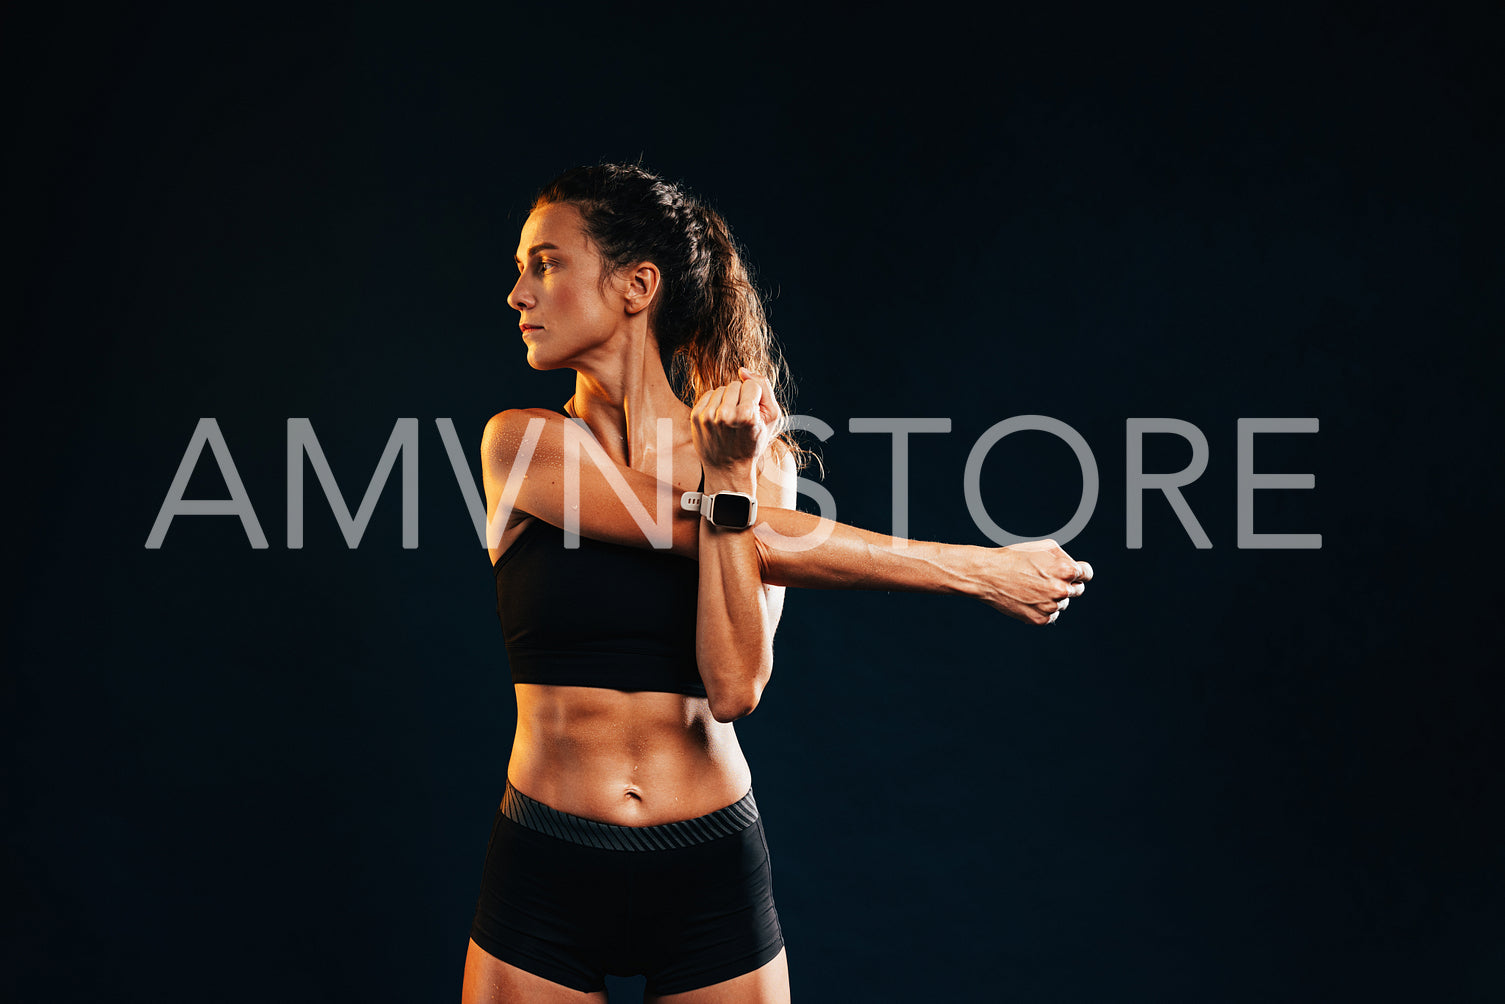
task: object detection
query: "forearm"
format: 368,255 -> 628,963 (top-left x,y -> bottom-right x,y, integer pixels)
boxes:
751,506 -> 986,598
695,468 -> 773,722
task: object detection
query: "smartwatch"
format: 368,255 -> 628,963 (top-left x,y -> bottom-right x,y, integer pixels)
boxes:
680,490 -> 758,530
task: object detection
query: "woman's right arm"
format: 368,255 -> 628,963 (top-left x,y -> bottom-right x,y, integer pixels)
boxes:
482,409 -> 1090,625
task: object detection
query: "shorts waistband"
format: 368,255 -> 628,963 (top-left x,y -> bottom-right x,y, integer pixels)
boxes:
500,781 -> 759,852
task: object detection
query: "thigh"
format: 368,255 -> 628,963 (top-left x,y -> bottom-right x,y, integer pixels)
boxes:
462,938 -> 609,1004
469,810 -> 624,993
635,816 -> 785,998
646,947 -> 789,1004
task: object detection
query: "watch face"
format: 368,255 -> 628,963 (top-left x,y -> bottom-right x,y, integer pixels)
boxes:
711,493 -> 753,527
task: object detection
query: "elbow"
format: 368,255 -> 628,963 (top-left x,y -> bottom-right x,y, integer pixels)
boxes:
707,671 -> 768,724
709,697 -> 755,724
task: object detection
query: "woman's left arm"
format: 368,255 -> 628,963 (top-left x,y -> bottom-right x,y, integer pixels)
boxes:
692,370 -> 796,722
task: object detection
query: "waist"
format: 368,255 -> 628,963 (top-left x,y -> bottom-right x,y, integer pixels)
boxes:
500,779 -> 759,848
509,683 -> 751,825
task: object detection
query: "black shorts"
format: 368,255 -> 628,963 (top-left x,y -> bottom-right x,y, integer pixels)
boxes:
468,782 -> 784,996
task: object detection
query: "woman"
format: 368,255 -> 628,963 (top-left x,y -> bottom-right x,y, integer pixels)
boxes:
467,164 -> 1092,1003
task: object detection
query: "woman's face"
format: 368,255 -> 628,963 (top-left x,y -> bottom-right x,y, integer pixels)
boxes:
508,202 -> 623,371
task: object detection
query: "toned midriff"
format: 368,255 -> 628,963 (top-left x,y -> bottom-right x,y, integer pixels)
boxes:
507,683 -> 753,826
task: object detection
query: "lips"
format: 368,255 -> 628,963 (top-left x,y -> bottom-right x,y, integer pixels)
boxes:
520,324 -> 542,335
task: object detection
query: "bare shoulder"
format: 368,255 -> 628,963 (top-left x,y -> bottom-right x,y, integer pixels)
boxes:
481,407 -> 567,464
482,406 -> 565,441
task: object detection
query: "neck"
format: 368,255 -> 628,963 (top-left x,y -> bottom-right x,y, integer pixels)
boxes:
567,333 -> 690,472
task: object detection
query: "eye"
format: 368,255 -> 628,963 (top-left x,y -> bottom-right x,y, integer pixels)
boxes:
534,258 -> 557,275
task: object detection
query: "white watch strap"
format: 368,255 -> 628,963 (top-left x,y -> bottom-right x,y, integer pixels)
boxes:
680,490 -> 756,528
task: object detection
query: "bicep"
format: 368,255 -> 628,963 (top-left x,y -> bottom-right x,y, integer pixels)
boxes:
481,409 -> 701,557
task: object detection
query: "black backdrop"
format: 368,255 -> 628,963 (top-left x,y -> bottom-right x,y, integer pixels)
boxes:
7,3 -> 1503,1001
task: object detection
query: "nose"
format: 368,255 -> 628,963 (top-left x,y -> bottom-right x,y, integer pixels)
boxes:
507,272 -> 534,313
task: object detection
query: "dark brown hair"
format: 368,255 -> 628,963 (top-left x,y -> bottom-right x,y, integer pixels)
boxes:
533,163 -> 813,471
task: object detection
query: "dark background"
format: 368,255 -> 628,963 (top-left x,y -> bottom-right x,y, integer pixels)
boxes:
6,2 -> 1502,1001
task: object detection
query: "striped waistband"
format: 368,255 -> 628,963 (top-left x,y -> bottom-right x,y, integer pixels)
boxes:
500,781 -> 759,852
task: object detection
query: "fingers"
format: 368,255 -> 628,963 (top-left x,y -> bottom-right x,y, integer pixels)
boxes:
1056,559 -> 1091,604
704,373 -> 763,429
696,383 -> 760,424
1046,552 -> 1094,624
1054,547 -> 1094,590
738,366 -> 783,423
691,373 -> 772,469
698,385 -> 727,422
726,373 -> 762,421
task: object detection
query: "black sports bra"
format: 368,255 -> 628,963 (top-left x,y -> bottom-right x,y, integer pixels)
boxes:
492,407 -> 707,698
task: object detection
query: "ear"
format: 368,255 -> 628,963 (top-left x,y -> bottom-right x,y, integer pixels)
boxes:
621,261 -> 660,315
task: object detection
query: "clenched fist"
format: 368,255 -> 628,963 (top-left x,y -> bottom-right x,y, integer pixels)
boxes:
975,539 -> 1094,625
690,366 -> 781,474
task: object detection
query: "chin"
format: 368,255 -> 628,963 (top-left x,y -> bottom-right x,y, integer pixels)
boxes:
525,340 -> 591,372
523,347 -> 561,371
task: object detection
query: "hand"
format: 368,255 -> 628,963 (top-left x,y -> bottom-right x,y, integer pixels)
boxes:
690,366 -> 781,476
976,539 -> 1094,626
